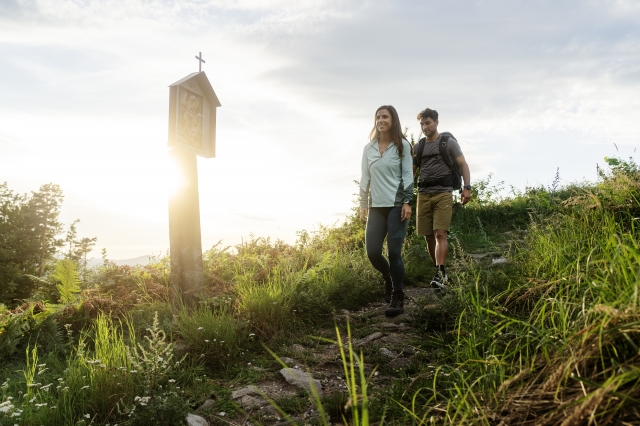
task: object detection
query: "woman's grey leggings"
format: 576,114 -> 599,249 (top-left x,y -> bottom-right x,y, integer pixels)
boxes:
365,206 -> 409,291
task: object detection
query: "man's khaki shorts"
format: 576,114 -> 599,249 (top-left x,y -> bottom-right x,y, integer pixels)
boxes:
416,192 -> 453,236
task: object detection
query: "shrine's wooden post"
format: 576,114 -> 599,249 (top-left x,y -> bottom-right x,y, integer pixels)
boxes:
167,57 -> 220,306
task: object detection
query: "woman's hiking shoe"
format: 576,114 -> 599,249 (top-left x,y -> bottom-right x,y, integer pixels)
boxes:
385,290 -> 404,317
383,273 -> 393,303
430,271 -> 448,290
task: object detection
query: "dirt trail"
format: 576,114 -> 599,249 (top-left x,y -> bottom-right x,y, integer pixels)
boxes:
191,285 -> 443,426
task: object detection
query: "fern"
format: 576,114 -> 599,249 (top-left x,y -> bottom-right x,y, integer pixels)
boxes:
52,259 -> 81,304
0,315 -> 30,361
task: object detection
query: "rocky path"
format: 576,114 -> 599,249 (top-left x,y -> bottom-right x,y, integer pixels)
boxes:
186,286 -> 444,426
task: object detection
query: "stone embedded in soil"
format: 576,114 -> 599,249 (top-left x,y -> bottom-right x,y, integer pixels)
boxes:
379,347 -> 398,358
185,413 -> 209,426
241,395 -> 268,410
353,332 -> 383,347
280,356 -> 300,366
231,385 -> 262,399
379,334 -> 404,344
377,322 -> 403,330
196,398 -> 216,412
279,368 -> 323,397
290,344 -> 306,354
388,357 -> 413,369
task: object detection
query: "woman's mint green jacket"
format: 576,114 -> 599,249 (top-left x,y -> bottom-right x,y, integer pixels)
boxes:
359,139 -> 413,209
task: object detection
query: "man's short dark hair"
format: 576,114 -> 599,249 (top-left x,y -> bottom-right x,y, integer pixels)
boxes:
417,108 -> 438,121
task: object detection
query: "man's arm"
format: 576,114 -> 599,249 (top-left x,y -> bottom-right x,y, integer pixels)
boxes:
455,154 -> 471,205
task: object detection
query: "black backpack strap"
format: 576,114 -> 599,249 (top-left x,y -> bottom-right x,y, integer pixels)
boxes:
438,135 -> 453,171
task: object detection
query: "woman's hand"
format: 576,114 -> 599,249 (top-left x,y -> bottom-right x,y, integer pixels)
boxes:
360,208 -> 368,222
401,203 -> 411,221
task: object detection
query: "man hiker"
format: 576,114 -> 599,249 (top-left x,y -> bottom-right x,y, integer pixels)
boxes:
412,108 -> 472,289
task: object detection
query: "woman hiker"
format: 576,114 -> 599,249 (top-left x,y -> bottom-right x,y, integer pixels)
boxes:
359,105 -> 414,317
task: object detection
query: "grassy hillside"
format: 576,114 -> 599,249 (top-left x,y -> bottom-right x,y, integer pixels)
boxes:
1,158 -> 639,425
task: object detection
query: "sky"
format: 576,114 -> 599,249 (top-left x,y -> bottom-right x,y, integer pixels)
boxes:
1,0 -> 639,259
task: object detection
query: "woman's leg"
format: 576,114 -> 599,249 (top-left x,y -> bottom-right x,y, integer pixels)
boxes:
386,205 -> 410,291
365,207 -> 390,275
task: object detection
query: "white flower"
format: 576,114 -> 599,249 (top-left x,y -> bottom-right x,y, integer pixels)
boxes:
168,379 -> 176,383
10,412 -> 20,417
157,356 -> 163,362
204,340 -> 209,343
197,327 -> 204,330
81,385 -> 90,390
219,412 -> 226,416
129,370 -> 138,373
249,333 -> 255,337
85,413 -> 91,418
29,397 -> 36,403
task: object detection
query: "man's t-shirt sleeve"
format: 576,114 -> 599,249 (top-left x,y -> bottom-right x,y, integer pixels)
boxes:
448,138 -> 463,159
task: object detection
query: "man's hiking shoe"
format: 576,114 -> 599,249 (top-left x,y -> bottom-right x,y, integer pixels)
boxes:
430,271 -> 448,290
385,290 -> 404,317
383,274 -> 393,303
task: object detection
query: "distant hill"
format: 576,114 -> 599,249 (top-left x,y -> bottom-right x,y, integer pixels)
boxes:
87,255 -> 151,268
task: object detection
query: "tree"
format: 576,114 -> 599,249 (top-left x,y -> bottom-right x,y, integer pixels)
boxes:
25,184 -> 64,277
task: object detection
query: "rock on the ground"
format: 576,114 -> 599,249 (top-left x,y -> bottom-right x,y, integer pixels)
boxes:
231,385 -> 261,399
389,357 -> 413,369
290,344 -> 305,354
379,347 -> 398,358
279,368 -> 323,396
379,334 -> 404,344
241,395 -> 268,410
378,322 -> 402,330
196,398 -> 216,412
353,332 -> 383,347
185,413 -> 209,426
280,356 -> 299,366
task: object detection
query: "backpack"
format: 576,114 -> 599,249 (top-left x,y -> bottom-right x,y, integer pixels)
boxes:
413,132 -> 463,192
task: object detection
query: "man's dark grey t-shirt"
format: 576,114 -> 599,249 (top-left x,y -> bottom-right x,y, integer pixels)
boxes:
413,134 -> 463,194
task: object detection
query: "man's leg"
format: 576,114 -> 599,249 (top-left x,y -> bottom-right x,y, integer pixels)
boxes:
425,235 -> 436,265
434,229 -> 449,265
430,192 -> 453,288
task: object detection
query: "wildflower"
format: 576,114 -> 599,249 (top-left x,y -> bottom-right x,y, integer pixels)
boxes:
249,333 -> 255,337
197,327 -> 204,330
35,403 -> 48,407
37,364 -> 46,368
129,370 -> 138,373
220,340 -> 224,343
57,378 -> 63,382
62,387 -> 69,392
219,412 -> 226,416
51,406 -> 57,409
10,412 -> 20,417
168,379 -> 176,383
29,397 -> 36,403
81,385 -> 90,390
157,356 -> 163,362
204,340 -> 209,343
85,413 -> 91,418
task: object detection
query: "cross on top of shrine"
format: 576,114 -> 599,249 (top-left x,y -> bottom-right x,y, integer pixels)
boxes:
195,52 -> 205,72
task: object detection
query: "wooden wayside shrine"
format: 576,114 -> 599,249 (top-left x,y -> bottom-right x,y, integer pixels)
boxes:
167,54 -> 221,305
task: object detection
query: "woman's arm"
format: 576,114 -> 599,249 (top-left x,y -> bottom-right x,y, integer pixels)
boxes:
359,146 -> 371,222
400,140 -> 414,221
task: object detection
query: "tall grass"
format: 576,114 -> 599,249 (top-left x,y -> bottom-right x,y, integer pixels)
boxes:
403,166 -> 640,425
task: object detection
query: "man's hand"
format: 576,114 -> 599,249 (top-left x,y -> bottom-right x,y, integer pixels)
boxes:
461,189 -> 471,205
360,208 -> 368,222
401,203 -> 412,221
